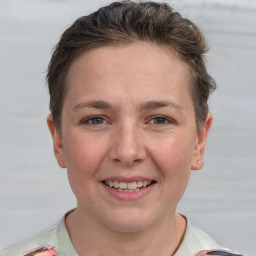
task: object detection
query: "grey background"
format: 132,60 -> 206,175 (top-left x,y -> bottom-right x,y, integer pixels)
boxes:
0,0 -> 255,255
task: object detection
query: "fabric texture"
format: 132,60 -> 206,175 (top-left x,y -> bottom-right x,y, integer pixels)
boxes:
0,213 -> 239,256
12,245 -> 58,256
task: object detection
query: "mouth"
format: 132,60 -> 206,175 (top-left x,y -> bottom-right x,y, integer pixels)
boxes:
102,180 -> 156,192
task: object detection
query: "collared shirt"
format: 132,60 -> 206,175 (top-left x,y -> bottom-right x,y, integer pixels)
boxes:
0,213 -> 240,256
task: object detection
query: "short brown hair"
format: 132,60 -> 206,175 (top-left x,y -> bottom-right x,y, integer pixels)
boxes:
47,0 -> 216,131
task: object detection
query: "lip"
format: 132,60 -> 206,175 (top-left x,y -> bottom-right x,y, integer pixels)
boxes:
101,176 -> 153,183
101,181 -> 156,201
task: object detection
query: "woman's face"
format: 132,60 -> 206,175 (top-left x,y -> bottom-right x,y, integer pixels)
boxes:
48,42 -> 211,232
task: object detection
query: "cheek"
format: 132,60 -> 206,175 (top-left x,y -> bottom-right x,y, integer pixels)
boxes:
150,133 -> 195,192
62,133 -> 108,191
151,133 -> 195,170
156,143 -> 192,205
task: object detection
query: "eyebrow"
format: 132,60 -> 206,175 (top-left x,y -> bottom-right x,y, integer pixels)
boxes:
72,100 -> 184,112
73,100 -> 112,111
139,100 -> 184,111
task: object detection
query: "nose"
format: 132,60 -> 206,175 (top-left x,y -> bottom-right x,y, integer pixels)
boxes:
108,122 -> 147,166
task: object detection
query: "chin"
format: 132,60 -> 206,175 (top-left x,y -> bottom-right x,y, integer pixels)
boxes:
103,210 -> 157,233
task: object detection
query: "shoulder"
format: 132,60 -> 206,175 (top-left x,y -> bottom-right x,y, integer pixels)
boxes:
175,217 -> 242,256
190,224 -> 241,255
0,224 -> 59,256
190,224 -> 223,249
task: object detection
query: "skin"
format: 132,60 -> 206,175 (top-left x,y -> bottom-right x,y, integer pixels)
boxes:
47,42 -> 212,256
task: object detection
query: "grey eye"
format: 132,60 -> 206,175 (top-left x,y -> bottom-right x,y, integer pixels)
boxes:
88,117 -> 105,124
151,117 -> 169,125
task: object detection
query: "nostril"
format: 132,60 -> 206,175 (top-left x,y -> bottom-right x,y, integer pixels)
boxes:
111,157 -> 144,166
108,135 -> 147,165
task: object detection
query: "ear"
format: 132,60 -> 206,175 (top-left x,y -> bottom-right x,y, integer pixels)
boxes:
191,112 -> 213,170
47,114 -> 66,168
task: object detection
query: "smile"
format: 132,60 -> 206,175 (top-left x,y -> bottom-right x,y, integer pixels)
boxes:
102,180 -> 156,192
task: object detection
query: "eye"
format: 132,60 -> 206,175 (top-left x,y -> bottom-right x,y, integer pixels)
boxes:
84,116 -> 106,125
149,116 -> 171,125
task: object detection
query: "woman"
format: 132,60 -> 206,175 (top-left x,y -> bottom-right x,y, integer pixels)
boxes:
0,1 -> 241,256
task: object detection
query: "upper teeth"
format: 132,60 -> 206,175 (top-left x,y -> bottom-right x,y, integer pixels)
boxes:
105,180 -> 152,189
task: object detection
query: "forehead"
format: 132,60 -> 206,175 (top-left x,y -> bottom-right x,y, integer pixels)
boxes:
66,42 -> 192,106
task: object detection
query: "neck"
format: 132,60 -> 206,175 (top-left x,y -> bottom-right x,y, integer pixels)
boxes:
66,208 -> 186,256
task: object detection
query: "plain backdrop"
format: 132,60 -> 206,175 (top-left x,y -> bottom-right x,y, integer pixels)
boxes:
0,0 -> 255,255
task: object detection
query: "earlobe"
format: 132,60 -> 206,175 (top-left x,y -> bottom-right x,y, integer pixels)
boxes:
191,113 -> 213,170
46,114 -> 66,168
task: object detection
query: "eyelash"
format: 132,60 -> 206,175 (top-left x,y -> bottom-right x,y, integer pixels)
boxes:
83,116 -> 107,125
82,115 -> 173,126
148,116 -> 172,125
